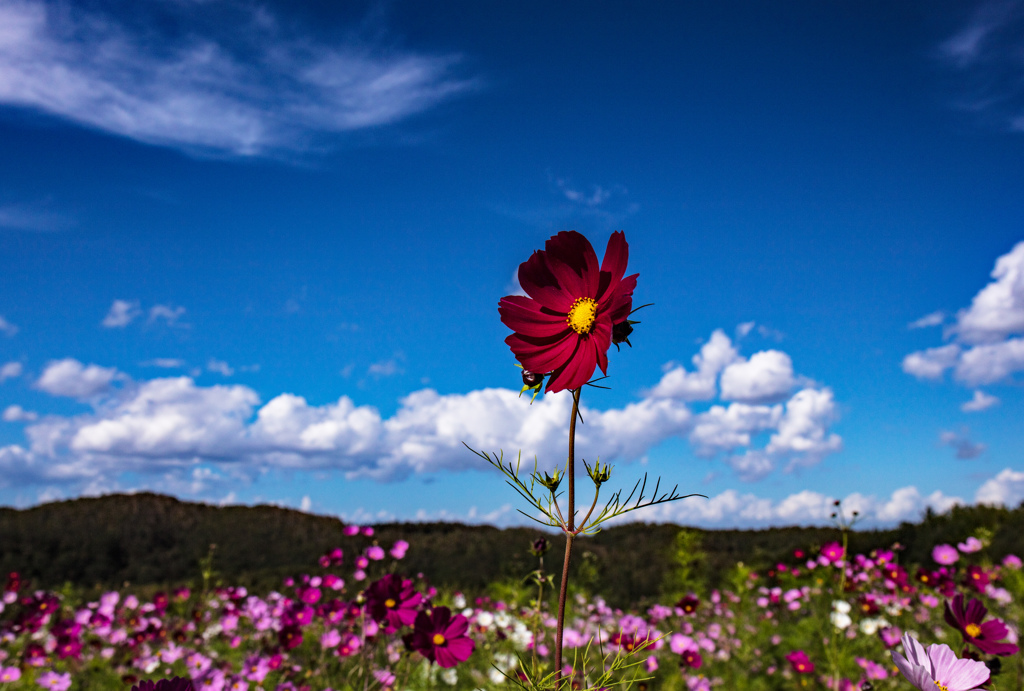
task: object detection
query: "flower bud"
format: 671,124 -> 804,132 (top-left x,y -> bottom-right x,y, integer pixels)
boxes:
611,320 -> 634,350
586,460 -> 612,487
530,538 -> 550,557
537,469 -> 562,493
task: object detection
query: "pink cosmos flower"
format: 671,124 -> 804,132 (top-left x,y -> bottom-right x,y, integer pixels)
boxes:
366,546 -> 386,561
0,667 -> 21,682
343,525 -> 360,536
1002,554 -> 1022,569
36,671 -> 72,691
958,537 -> 983,553
856,657 -> 889,680
892,633 -> 988,691
499,230 -> 637,393
390,540 -> 409,559
131,680 -> 195,691
820,542 -> 844,564
933,544 -> 959,565
785,650 -> 814,674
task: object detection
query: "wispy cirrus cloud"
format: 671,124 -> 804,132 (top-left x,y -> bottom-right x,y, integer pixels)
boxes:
0,0 -> 477,157
937,0 -> 1024,132
0,201 -> 74,232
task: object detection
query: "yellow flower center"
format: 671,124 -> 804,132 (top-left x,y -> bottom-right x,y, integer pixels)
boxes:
935,681 -> 949,691
432,633 -> 446,646
965,623 -> 982,638
385,598 -> 396,608
566,297 -> 598,335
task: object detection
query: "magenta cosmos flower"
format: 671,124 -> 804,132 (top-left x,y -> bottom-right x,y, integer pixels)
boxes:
892,633 -> 989,691
403,607 -> 475,668
785,650 -> 814,674
944,593 -> 1019,656
499,231 -> 637,393
132,680 -> 195,691
365,574 -> 423,631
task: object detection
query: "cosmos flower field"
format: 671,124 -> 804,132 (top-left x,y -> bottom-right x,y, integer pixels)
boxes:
0,522 -> 1021,691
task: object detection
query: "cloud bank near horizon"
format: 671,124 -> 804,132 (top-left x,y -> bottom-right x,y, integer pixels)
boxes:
0,327 -> 842,499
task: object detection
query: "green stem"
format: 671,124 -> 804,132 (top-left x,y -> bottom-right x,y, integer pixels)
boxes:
554,387 -> 582,686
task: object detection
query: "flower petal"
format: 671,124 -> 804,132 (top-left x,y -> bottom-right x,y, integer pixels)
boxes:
602,273 -> 638,324
598,231 -> 629,298
499,296 -> 569,338
518,251 -> 574,312
546,335 -> 598,392
545,231 -> 600,299
942,656 -> 990,691
507,331 -> 578,374
593,320 -> 611,375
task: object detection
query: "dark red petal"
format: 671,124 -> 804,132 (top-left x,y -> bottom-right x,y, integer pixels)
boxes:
506,331 -> 577,374
499,296 -> 568,338
603,273 -> 638,324
545,231 -> 600,299
592,320 -> 611,375
597,231 -> 629,298
965,598 -> 988,624
445,636 -> 475,662
518,251 -> 574,312
546,336 -> 598,392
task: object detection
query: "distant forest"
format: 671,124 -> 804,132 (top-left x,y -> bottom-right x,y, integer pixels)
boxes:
1,493 -> 1021,607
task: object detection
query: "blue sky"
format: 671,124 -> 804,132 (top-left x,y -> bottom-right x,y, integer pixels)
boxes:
1,0 -> 1023,528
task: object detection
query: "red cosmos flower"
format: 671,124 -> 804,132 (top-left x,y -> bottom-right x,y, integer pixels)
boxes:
681,649 -> 703,669
944,593 -> 1019,656
365,574 -> 424,632
677,595 -> 700,615
403,607 -> 475,668
499,231 -> 637,393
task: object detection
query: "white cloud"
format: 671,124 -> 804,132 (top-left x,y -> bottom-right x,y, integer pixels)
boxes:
631,485 -> 963,529
976,468 -> 1024,507
144,359 -> 186,369
207,359 -> 234,377
102,299 -> 141,328
0,0 -> 474,156
367,358 -> 403,378
149,304 -> 187,327
3,330 -> 841,492
719,350 -> 797,403
939,429 -> 986,459
2,405 -> 37,422
649,329 -> 739,401
961,389 -> 1000,413
908,311 -> 946,329
902,344 -> 961,380
0,315 -> 18,337
955,241 -> 1024,343
0,361 -> 23,382
35,359 -> 122,399
904,242 -> 1024,389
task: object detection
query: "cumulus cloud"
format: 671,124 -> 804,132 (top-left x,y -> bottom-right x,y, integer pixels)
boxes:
939,429 -> 986,460
0,361 -> 23,382
904,242 -> 1024,388
961,389 -> 1000,413
5,330 -> 841,494
649,330 -> 739,401
102,299 -> 141,328
2,405 -> 37,422
976,468 -> 1024,507
35,359 -> 122,399
207,359 -> 234,377
143,359 -> 186,369
0,0 -> 474,156
0,315 -> 18,337
719,350 -> 797,403
631,484 -> 962,529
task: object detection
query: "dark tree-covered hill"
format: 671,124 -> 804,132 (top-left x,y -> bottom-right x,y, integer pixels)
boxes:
0,493 -> 1020,607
